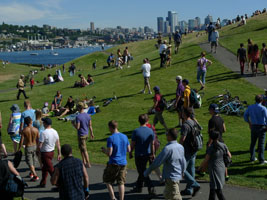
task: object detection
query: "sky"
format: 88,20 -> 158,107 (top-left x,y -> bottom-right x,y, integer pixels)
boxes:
0,0 -> 266,29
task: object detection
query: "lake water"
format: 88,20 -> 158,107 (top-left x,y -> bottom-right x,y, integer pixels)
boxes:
0,46 -> 109,65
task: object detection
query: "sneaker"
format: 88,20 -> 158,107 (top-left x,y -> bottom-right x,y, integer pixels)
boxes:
259,160 -> 267,165
192,186 -> 200,197
140,90 -> 145,94
29,172 -> 34,179
31,176 -> 39,181
180,189 -> 192,196
148,91 -> 152,94
250,158 -> 257,162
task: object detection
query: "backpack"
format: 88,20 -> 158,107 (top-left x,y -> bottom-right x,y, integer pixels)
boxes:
158,95 -> 167,111
189,89 -> 200,108
185,120 -> 203,152
5,174 -> 27,199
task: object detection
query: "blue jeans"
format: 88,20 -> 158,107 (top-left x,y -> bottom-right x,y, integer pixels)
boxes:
184,152 -> 200,193
197,69 -> 206,85
250,125 -> 266,162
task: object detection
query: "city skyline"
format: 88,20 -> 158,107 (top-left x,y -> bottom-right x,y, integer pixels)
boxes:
0,0 -> 266,29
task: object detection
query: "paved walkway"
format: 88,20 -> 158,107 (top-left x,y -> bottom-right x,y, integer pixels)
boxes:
199,42 -> 267,90
4,156 -> 267,200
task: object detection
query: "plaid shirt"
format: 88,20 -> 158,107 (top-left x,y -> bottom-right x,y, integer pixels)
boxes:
57,156 -> 85,200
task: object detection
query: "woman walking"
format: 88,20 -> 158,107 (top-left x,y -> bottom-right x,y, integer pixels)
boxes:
251,44 -> 260,76
247,39 -> 253,72
197,52 -> 212,90
199,131 -> 231,200
7,104 -> 21,152
260,43 -> 267,75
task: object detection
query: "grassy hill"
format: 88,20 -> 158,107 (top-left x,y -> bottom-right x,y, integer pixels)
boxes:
0,17 -> 266,189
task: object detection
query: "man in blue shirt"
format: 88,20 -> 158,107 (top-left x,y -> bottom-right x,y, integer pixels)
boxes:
102,120 -> 130,200
144,128 -> 186,200
244,95 -> 267,164
129,114 -> 155,196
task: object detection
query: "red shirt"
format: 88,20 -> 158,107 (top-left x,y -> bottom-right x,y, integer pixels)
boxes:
252,50 -> 260,62
154,94 -> 162,112
30,79 -> 35,85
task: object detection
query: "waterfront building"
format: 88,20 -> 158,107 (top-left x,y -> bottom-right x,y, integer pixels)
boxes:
157,17 -> 164,33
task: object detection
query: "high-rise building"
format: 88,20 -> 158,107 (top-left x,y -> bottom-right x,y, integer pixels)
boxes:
157,17 -> 164,33
205,15 -> 213,25
188,19 -> 196,30
195,17 -> 201,29
168,11 -> 178,33
179,21 -> 187,33
164,21 -> 171,33
90,22 -> 95,31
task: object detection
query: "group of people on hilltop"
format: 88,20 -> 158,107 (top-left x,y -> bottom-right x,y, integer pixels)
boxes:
106,46 -> 131,70
237,39 -> 267,76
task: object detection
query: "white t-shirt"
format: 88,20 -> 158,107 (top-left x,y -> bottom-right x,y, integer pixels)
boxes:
142,63 -> 151,78
159,44 -> 167,54
49,76 -> 54,83
40,128 -> 59,152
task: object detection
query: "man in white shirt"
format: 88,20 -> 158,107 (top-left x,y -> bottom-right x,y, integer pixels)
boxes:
38,117 -> 61,187
141,58 -> 152,94
159,40 -> 167,68
210,28 -> 219,53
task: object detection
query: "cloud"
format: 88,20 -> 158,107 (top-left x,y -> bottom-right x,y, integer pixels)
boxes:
0,3 -> 47,22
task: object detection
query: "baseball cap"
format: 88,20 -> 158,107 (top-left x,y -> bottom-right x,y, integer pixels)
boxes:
153,86 -> 160,91
42,117 -> 52,125
209,103 -> 219,113
182,79 -> 189,85
176,75 -> 182,80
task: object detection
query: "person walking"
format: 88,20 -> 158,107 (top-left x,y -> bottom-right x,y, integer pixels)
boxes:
51,144 -> 90,200
197,52 -> 212,90
7,104 -> 21,153
151,86 -> 168,131
199,131 -> 231,200
38,117 -> 61,187
173,31 -> 182,54
18,117 -> 39,181
174,76 -> 184,128
20,100 -> 35,132
74,102 -> 94,168
260,43 -> 267,75
251,44 -> 260,76
207,22 -> 215,43
129,114 -> 156,197
30,77 -> 35,90
16,75 -> 29,100
0,111 -> 8,159
144,128 -> 186,200
210,28 -> 219,53
123,47 -> 130,68
247,39 -> 253,72
179,107 -> 201,197
141,58 -> 152,94
244,95 -> 267,164
102,120 -> 130,200
159,40 -> 167,68
237,43 -> 247,75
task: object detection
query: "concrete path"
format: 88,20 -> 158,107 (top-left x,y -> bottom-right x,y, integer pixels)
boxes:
3,156 -> 267,200
199,42 -> 267,90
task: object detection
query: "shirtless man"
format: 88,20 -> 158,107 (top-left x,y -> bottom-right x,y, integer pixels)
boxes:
18,116 -> 40,181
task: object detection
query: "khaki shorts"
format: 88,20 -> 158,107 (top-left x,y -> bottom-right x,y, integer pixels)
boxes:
164,179 -> 182,200
78,135 -> 88,152
144,77 -> 150,85
103,164 -> 127,185
25,145 -> 37,167
153,111 -> 166,126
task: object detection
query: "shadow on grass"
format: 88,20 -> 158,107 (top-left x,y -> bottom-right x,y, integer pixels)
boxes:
93,68 -> 117,77
95,92 -> 140,103
0,99 -> 17,103
171,55 -> 199,66
228,165 -> 266,175
206,72 -> 242,83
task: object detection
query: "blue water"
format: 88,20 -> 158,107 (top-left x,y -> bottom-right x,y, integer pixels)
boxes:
0,46 -> 108,65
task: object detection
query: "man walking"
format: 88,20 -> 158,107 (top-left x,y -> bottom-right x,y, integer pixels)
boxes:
141,58 -> 152,94
102,120 -> 130,200
210,28 -> 219,53
173,31 -> 182,54
39,118 -> 61,187
20,100 -> 36,132
17,75 -> 29,100
145,128 -> 186,200
244,95 -> 267,164
18,117 -> 39,181
51,144 -> 90,200
237,43 -> 247,75
75,102 -> 94,168
152,86 -> 168,131
174,76 -> 184,127
159,40 -> 167,68
179,108 -> 200,197
129,114 -> 156,197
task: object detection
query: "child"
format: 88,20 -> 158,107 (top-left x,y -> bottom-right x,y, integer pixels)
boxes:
30,77 -> 35,90
42,102 -> 49,114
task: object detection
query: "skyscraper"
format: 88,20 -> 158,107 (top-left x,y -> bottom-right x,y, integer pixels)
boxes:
205,15 -> 213,25
195,17 -> 201,29
157,17 -> 164,33
168,11 -> 178,33
90,22 -> 95,31
164,21 -> 170,33
188,19 -> 196,31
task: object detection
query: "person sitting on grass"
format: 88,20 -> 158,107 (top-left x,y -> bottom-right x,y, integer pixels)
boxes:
87,101 -> 96,116
51,91 -> 63,111
87,74 -> 94,85
58,96 -> 75,118
107,53 -> 115,67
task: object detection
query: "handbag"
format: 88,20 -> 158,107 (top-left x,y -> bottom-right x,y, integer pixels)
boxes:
223,146 -> 232,168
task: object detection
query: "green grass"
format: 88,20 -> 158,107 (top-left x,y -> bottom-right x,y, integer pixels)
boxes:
0,21 -> 266,190
219,13 -> 267,60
